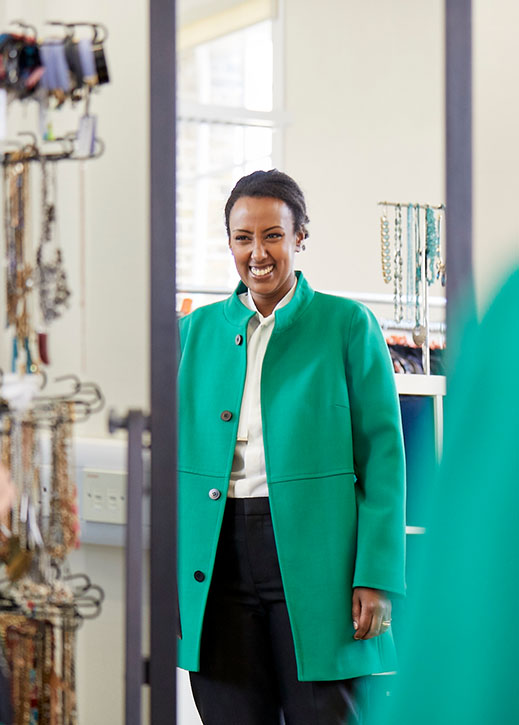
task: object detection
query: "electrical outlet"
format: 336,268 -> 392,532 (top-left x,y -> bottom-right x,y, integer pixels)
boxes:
83,469 -> 127,525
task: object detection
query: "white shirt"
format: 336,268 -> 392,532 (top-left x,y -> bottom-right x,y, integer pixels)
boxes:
228,280 -> 298,498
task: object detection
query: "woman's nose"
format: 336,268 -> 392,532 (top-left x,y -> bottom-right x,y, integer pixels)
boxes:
251,238 -> 268,261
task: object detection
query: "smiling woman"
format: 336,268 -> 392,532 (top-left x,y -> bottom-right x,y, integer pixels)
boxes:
225,170 -> 309,315
228,196 -> 303,315
177,169 -> 406,725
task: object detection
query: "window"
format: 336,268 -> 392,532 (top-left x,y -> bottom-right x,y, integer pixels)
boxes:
177,17 -> 282,294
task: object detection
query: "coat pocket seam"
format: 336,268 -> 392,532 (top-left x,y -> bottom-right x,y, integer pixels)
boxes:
268,469 -> 356,484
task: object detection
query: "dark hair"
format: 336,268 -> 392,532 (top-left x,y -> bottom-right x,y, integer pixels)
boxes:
224,169 -> 310,239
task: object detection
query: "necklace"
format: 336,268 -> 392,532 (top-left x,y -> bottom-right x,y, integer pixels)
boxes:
36,159 -> 71,327
425,206 -> 439,285
412,205 -> 426,346
380,205 -> 392,284
4,150 -> 36,373
393,204 -> 403,322
406,204 -> 415,321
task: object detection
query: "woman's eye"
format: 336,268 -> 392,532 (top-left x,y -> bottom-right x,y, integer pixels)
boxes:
235,235 -> 250,242
266,233 -> 282,239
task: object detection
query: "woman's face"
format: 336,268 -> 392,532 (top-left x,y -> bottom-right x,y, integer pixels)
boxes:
228,196 -> 303,314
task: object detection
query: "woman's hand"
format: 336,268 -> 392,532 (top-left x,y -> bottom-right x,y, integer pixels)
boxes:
352,587 -> 392,640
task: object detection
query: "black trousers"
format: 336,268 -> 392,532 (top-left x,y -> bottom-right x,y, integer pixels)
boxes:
189,497 -> 368,725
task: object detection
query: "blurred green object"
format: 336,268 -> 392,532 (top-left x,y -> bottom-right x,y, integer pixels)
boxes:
369,267 -> 519,725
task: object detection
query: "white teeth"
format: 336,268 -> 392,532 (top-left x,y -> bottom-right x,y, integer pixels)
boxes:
250,265 -> 274,277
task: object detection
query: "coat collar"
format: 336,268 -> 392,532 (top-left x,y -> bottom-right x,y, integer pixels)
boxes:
223,270 -> 315,331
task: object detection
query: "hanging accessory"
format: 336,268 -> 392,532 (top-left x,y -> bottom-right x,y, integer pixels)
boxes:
77,37 -> 98,86
1,25 -> 44,99
39,35 -> 70,108
64,25 -> 85,100
47,402 -> 80,562
437,209 -> 446,287
91,24 -> 110,85
406,204 -> 415,321
425,205 -> 440,286
380,205 -> 391,284
393,203 -> 403,322
1,21 -> 110,108
38,333 -> 50,365
412,204 -> 427,346
35,158 -> 71,328
3,147 -> 38,374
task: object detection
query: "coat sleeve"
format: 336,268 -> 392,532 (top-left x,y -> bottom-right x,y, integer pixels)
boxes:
345,303 -> 406,597
177,312 -> 192,362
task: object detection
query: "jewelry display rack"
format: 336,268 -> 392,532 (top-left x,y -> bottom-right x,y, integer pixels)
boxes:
0,375 -> 106,724
0,18 -> 112,724
1,18 -> 109,376
377,201 -> 446,376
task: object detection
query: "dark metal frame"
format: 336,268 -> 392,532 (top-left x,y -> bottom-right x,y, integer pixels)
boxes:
108,408 -> 150,724
445,0 -> 475,336
116,1 -> 178,723
125,411 -> 147,723
149,0 -> 178,722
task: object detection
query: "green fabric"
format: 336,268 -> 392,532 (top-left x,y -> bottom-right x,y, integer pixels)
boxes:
368,268 -> 519,723
177,271 -> 406,680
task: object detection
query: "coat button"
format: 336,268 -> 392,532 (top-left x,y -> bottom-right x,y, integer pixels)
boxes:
209,488 -> 221,500
194,571 -> 205,582
220,410 -> 232,422
235,334 -> 243,345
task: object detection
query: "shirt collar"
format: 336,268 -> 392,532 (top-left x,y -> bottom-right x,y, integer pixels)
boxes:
241,278 -> 298,323
224,270 -> 315,331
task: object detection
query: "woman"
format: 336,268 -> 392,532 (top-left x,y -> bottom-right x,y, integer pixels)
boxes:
177,170 -> 406,725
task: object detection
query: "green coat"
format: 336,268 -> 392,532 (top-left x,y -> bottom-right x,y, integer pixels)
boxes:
177,271 -> 406,681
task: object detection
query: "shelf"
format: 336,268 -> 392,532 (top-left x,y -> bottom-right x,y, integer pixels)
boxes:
395,374 -> 446,396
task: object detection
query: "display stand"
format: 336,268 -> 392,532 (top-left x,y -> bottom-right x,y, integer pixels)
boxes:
395,374 -> 446,461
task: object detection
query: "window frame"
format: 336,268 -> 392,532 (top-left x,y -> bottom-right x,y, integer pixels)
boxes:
176,3 -> 287,298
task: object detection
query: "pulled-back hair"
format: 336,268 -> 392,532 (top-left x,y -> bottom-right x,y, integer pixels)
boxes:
224,169 -> 310,239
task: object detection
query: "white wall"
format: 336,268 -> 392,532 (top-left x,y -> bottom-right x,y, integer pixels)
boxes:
284,0 -> 445,300
284,0 -> 518,307
473,0 -> 519,304
0,1 -> 517,724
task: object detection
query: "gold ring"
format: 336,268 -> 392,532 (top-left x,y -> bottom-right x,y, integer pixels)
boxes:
381,620 -> 392,627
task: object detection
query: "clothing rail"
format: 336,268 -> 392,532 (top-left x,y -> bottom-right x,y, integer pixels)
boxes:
377,201 -> 445,211
379,319 -> 446,334
326,291 -> 446,308
176,287 -> 447,308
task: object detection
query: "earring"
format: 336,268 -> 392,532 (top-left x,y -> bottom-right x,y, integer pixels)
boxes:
297,243 -> 306,252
